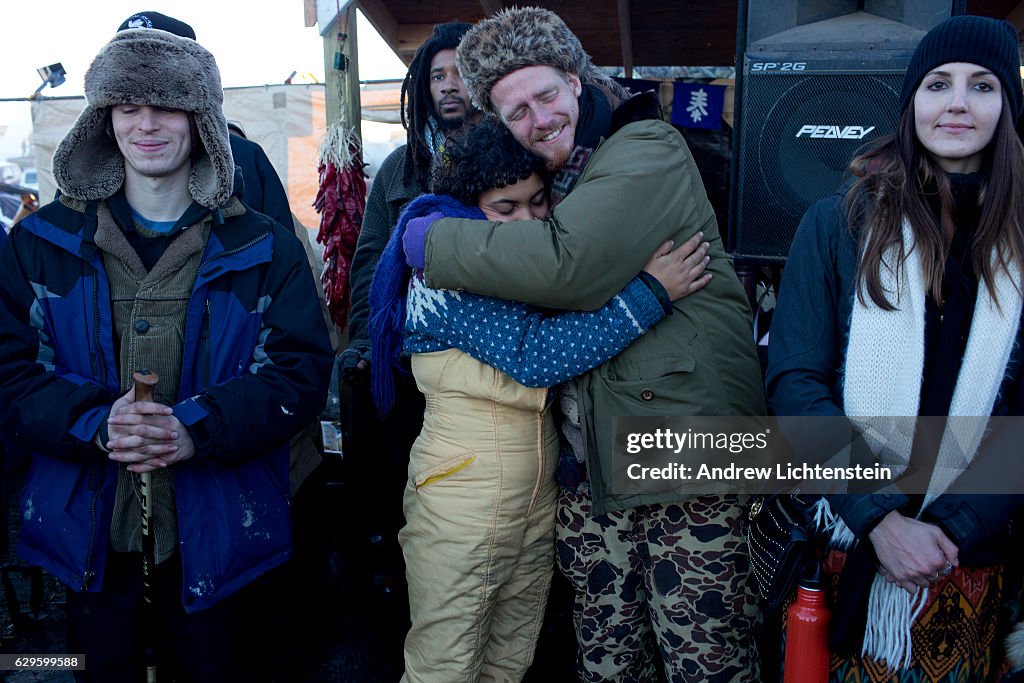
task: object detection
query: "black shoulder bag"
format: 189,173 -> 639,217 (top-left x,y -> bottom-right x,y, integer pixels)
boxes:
746,493 -> 818,610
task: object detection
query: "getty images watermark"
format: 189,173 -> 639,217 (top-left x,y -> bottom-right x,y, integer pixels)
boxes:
611,416 -> 1024,497
625,426 -> 891,483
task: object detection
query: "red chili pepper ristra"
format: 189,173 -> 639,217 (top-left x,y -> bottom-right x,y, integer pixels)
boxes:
315,127 -> 367,333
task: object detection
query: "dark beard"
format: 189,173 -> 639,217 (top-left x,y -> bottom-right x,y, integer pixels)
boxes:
436,113 -> 466,130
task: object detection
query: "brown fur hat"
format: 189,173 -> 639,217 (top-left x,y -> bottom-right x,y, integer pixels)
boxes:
1007,621 -> 1024,672
456,6 -> 629,115
52,29 -> 233,208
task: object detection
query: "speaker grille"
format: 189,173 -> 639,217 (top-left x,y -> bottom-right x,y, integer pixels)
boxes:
732,70 -> 904,262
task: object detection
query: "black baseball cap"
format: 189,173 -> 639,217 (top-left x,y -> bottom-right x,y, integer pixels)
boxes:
117,11 -> 196,40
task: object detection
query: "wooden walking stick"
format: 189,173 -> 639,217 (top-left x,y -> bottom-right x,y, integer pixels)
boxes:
132,369 -> 160,683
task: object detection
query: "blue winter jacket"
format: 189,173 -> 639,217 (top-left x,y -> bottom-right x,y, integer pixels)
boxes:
0,196 -> 333,613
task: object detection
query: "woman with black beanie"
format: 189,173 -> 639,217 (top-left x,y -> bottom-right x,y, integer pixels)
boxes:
768,14 -> 1024,681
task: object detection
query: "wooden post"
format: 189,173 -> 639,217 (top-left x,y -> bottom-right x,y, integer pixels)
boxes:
323,4 -> 362,138
1007,0 -> 1024,33
617,0 -> 634,79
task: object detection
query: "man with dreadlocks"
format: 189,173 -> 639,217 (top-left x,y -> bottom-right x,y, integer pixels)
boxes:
337,21 -> 477,608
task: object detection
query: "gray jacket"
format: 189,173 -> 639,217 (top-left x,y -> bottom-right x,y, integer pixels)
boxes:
343,145 -> 423,364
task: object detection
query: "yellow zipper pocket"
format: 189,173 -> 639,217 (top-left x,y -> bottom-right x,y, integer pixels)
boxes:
414,453 -> 476,490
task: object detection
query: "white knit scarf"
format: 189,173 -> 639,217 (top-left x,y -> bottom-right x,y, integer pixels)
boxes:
834,218 -> 1022,670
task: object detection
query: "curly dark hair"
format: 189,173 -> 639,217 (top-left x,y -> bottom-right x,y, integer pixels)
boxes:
401,22 -> 473,190
430,117 -> 548,206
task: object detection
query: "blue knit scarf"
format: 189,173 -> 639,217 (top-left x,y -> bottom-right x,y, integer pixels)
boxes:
368,193 -> 484,415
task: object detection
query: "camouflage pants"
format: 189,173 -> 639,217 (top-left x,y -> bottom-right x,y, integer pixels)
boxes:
555,490 -> 760,683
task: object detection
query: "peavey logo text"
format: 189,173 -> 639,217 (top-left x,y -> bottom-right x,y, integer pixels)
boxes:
795,125 -> 876,139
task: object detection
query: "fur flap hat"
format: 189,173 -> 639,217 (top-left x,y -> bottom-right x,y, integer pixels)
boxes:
456,6 -> 629,115
1008,621 -> 1024,673
52,29 -> 233,208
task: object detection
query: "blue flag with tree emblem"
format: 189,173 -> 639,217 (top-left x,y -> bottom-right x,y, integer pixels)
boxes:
671,82 -> 726,130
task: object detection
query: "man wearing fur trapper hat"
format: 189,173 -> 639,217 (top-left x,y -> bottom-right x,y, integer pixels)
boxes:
401,6 -> 765,682
0,28 -> 332,681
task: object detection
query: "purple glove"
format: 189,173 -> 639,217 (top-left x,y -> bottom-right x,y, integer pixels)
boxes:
403,211 -> 443,269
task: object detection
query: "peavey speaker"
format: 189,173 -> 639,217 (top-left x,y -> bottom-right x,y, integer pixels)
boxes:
729,0 -> 956,262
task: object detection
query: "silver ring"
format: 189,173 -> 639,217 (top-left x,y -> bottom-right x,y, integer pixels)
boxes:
939,560 -> 954,577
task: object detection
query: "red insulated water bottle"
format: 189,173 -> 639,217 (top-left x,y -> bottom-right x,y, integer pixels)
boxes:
783,563 -> 831,683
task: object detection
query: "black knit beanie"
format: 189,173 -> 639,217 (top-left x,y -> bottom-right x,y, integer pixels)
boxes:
899,15 -> 1023,122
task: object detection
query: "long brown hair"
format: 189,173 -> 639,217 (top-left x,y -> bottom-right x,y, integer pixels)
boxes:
846,89 -> 1024,310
